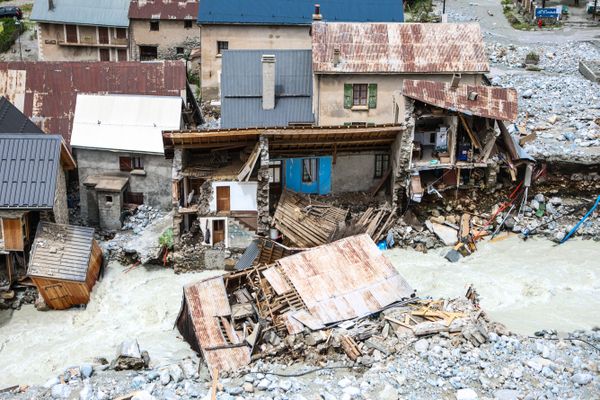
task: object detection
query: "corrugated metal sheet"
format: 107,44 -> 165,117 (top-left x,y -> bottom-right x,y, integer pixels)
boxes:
0,97 -> 44,134
28,222 -> 95,282
71,94 -> 182,154
221,50 -> 313,129
402,79 -> 518,122
129,0 -> 198,20
278,234 -> 413,327
0,61 -> 187,144
198,0 -> 404,25
262,266 -> 292,295
179,277 -> 251,374
312,22 -> 489,74
31,0 -> 130,27
0,134 -> 61,209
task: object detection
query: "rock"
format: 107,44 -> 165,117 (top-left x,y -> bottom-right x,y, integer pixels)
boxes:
169,364 -> 183,383
378,384 -> 399,400
132,391 -> 156,400
338,378 -> 353,388
51,384 -> 72,399
226,386 -> 244,395
572,372 -> 593,385
256,378 -> 270,390
426,221 -> 458,246
526,357 -> 551,372
113,340 -> 145,371
159,368 -> 171,385
445,249 -> 462,263
279,380 -> 292,391
243,382 -> 254,393
131,375 -> 147,389
43,377 -> 60,389
456,388 -> 478,400
343,386 -> 361,397
493,389 -> 521,400
80,364 -> 93,379
414,339 -> 429,353
79,383 -> 94,400
522,89 -> 533,99
180,358 -> 197,379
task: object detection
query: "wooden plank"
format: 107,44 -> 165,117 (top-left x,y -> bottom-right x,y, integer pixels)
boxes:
369,168 -> 391,196
459,114 -> 482,150
1,218 -> 23,251
237,142 -> 260,181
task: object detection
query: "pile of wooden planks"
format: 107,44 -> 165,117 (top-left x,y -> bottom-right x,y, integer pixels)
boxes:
273,191 -> 348,248
354,207 -> 397,242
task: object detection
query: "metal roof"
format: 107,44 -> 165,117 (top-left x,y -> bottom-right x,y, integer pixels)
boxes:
129,0 -> 198,20
312,22 -> 489,74
198,0 -> 404,25
28,222 -> 96,282
221,50 -> 313,129
275,234 -> 414,328
31,0 -> 130,27
71,94 -> 183,154
0,135 -> 61,209
0,61 -> 187,145
402,79 -> 519,122
0,97 -> 44,134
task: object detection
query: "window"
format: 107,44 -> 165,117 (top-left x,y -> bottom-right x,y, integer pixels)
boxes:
117,49 -> 127,61
65,24 -> 78,43
105,195 -> 113,203
176,47 -> 184,55
99,48 -> 110,61
116,27 -> 127,39
119,156 -> 144,172
139,45 -> 158,61
150,20 -> 160,31
344,83 -> 378,109
184,20 -> 193,28
217,40 -> 228,54
302,158 -> 318,183
269,160 -> 281,184
353,84 -> 368,106
374,154 -> 390,179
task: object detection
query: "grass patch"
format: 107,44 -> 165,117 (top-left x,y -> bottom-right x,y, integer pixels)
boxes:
405,0 -> 436,22
21,4 -> 33,13
501,1 -> 535,31
158,228 -> 174,250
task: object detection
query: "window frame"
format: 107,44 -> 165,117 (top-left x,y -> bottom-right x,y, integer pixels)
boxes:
217,40 -> 229,55
268,160 -> 282,184
176,47 -> 185,55
184,20 -> 193,29
150,20 -> 160,31
302,158 -> 318,183
374,154 -> 390,179
352,83 -> 368,107
119,156 -> 144,172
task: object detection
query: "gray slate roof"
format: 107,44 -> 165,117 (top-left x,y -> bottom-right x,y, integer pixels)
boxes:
0,135 -> 61,209
221,50 -> 314,129
28,222 -> 95,282
0,97 -> 44,134
31,0 -> 130,27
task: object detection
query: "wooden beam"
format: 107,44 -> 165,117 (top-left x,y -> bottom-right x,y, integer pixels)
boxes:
459,115 -> 482,150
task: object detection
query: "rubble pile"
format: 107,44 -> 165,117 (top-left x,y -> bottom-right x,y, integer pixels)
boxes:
0,287 -> 37,311
121,205 -> 165,234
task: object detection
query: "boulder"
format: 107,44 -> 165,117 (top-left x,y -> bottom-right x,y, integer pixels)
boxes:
113,340 -> 146,371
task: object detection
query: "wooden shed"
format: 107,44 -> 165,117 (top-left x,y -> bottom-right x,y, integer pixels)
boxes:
27,222 -> 103,310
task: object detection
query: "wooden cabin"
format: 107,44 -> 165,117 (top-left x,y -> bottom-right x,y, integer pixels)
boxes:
27,222 -> 102,310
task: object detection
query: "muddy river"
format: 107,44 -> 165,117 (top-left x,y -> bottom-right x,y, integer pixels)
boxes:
0,237 -> 599,388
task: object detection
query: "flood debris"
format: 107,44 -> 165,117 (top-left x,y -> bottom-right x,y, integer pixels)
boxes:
177,234 -> 420,374
27,222 -> 103,310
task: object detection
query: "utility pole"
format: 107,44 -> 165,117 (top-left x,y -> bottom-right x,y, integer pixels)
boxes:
443,0 -> 446,14
594,0 -> 598,21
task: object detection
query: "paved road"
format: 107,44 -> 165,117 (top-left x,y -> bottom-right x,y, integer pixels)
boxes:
438,0 -> 600,44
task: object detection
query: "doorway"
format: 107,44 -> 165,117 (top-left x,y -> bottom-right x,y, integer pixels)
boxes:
212,219 -> 225,245
98,27 -> 109,44
216,186 -> 230,213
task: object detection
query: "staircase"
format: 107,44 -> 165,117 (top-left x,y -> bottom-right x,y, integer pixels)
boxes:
228,216 -> 257,249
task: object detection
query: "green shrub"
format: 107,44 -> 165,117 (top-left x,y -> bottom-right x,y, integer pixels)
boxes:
0,18 -> 20,53
158,228 -> 174,250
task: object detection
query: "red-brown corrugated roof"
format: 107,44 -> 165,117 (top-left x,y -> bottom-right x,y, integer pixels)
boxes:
312,22 -> 489,74
402,79 -> 518,122
0,61 -> 187,144
128,0 -> 198,20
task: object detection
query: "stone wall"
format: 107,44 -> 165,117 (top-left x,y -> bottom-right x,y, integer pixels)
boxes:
391,99 -> 415,211
97,190 -> 123,230
256,136 -> 270,235
52,167 -> 69,225
130,20 -> 200,61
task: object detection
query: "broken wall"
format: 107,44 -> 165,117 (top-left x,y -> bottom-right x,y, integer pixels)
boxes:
257,135 -> 270,235
332,152 -> 387,193
391,98 -> 415,210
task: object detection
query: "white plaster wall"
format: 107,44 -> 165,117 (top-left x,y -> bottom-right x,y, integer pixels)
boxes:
209,182 -> 258,212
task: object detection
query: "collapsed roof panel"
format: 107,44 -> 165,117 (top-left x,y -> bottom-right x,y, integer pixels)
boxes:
402,79 -> 519,122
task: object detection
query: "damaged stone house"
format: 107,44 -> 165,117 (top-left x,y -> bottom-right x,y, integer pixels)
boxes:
70,94 -> 184,230
128,0 -> 200,61
197,0 -> 405,100
31,0 -> 131,62
0,126 -> 76,287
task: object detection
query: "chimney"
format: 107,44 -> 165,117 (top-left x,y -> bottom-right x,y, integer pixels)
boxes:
313,4 -> 322,21
450,73 -> 461,91
262,54 -> 276,110
333,48 -> 341,66
467,91 -> 478,101
48,0 -> 54,10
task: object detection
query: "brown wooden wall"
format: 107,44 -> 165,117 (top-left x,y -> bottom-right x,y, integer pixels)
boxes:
85,240 -> 103,291
2,218 -> 24,251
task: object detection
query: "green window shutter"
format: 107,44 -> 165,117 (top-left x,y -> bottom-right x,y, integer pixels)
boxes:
343,122 -> 352,126
368,83 -> 378,109
343,84 -> 353,109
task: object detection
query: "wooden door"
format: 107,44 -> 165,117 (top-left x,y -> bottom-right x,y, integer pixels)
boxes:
65,25 -> 78,43
2,218 -> 24,251
216,186 -> 230,212
98,27 -> 109,44
212,220 -> 225,245
99,48 -> 110,61
43,283 -> 70,310
117,49 -> 127,61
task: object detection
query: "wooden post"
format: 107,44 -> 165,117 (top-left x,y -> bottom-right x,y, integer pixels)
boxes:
211,368 -> 219,400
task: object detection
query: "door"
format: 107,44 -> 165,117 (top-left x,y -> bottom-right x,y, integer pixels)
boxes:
2,218 -> 24,251
117,49 -> 127,61
99,48 -> 110,61
216,186 -> 230,213
65,24 -> 78,43
212,220 -> 225,245
43,283 -> 70,309
98,26 -> 109,44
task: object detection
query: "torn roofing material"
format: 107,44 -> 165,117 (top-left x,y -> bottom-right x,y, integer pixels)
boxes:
0,96 -> 44,134
128,0 -> 198,20
402,80 -> 519,122
0,61 -> 187,144
176,277 -> 251,373
235,238 -> 299,270
312,22 -> 489,74
30,0 -> 130,27
28,222 -> 96,282
0,134 -> 61,209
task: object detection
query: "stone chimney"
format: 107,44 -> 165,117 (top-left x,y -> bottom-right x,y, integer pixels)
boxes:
450,73 -> 461,91
333,48 -> 341,66
262,54 -> 276,110
312,4 -> 322,21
